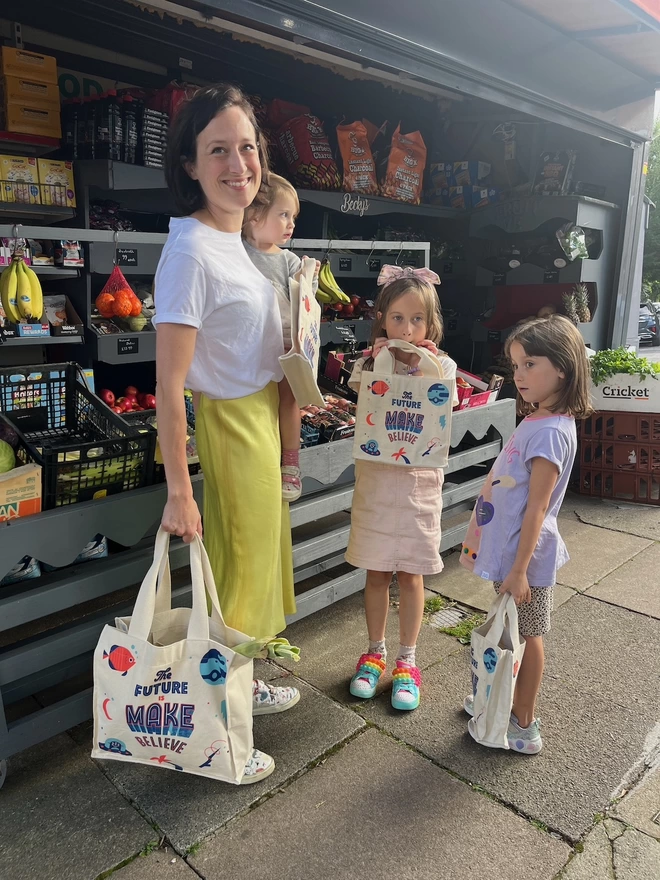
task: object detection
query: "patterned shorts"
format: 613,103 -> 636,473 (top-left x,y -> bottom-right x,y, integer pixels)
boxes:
493,582 -> 554,637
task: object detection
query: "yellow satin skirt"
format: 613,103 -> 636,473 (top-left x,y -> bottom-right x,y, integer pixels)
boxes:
196,383 -> 295,640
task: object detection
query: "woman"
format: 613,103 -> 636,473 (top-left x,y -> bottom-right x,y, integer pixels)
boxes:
153,85 -> 298,783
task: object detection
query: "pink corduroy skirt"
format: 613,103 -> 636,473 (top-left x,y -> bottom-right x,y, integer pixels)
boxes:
345,460 -> 444,575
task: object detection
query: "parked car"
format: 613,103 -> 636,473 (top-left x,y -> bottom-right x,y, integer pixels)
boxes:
638,305 -> 660,346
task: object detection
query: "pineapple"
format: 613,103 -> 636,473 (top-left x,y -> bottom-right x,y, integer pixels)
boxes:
574,283 -> 591,323
562,292 -> 579,325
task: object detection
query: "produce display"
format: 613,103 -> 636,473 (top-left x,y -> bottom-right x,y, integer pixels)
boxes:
0,254 -> 43,323
93,269 -> 155,334
98,384 -> 157,414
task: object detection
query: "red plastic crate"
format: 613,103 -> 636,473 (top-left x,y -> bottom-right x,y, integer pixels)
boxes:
575,466 -> 660,504
580,411 -> 660,443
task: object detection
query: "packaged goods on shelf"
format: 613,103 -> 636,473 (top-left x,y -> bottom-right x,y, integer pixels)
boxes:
0,155 -> 40,204
276,113 -> 341,190
336,120 -> 379,195
455,369 -> 504,409
0,103 -> 61,139
0,458 -> 42,522
0,47 -> 58,84
54,240 -> 83,267
0,237 -> 31,266
43,296 -> 84,337
447,186 -> 502,210
27,239 -> 54,266
37,159 -> 77,208
0,74 -> 60,111
533,149 -> 576,196
381,125 -> 427,204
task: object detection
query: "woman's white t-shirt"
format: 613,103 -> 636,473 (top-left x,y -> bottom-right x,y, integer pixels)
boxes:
152,217 -> 284,399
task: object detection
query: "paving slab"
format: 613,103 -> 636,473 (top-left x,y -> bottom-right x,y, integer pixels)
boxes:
563,493 -> 660,542
189,729 -> 569,880
559,823 -> 614,880
554,517 -> 651,592
614,765 -> 660,840
359,650 -> 651,841
425,554 -> 575,611
84,675 -> 364,854
0,734 -> 157,880
585,542 -> 660,619
613,827 -> 660,880
276,589 -> 458,704
112,849 -> 198,879
546,595 -> 660,713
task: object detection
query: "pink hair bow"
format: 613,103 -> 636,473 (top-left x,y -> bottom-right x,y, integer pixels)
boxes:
377,263 -> 441,288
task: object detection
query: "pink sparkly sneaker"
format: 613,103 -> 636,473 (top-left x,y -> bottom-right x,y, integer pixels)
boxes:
391,661 -> 421,711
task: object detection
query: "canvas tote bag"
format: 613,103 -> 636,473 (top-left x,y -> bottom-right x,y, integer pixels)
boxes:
279,256 -> 324,407
468,593 -> 526,750
353,339 -> 455,468
92,528 -> 254,784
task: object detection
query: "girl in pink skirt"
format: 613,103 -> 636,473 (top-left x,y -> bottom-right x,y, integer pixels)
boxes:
345,267 -> 457,710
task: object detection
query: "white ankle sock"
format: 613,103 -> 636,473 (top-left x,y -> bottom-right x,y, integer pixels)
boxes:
368,639 -> 386,659
396,644 -> 416,666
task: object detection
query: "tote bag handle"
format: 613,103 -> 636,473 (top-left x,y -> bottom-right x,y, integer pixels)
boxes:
373,339 -> 442,378
481,592 -> 523,654
128,528 -> 228,643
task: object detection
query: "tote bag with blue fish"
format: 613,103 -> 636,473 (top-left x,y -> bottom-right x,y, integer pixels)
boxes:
353,339 -> 455,468
91,529 -> 256,784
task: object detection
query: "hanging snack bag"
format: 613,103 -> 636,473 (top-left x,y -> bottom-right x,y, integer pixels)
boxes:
276,114 -> 341,191
336,121 -> 379,195
381,124 -> 427,204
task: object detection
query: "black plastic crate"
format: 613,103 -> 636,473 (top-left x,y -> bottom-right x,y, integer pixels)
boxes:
0,363 -> 155,508
122,408 -> 200,484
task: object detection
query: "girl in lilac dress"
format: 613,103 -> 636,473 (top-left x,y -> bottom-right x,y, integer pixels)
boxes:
461,315 -> 591,753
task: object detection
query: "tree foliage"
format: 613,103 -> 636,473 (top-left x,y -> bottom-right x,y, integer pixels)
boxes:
643,118 -> 660,296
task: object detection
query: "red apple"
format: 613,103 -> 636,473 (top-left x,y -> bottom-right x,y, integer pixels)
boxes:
331,303 -> 344,313
125,385 -> 139,397
116,397 -> 134,412
137,393 -> 147,407
133,406 -> 145,412
342,304 -> 355,316
98,388 -> 115,407
111,405 -> 123,414
350,295 -> 361,308
143,394 -> 157,410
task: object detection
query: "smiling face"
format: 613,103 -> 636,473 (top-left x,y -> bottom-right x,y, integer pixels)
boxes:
185,106 -> 262,230
509,340 -> 566,410
380,291 -> 428,345
249,193 -> 298,248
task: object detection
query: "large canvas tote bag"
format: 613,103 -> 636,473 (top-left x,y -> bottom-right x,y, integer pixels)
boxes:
279,256 -> 324,407
92,529 -> 254,784
468,593 -> 526,750
353,339 -> 455,468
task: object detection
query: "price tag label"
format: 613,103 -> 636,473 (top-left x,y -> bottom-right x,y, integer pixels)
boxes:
117,248 -> 138,267
368,258 -> 381,272
338,257 -> 352,272
117,336 -> 139,356
487,330 -> 501,342
493,272 -> 506,285
544,269 -> 560,284
335,324 -> 357,344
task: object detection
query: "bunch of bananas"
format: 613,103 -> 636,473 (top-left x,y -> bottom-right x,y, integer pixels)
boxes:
316,260 -> 351,305
0,257 -> 44,324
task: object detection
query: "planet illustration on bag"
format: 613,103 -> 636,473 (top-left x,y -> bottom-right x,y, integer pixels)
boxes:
98,738 -> 132,756
483,647 -> 498,673
360,440 -> 381,456
200,648 -> 228,685
427,383 -> 450,406
475,495 -> 495,526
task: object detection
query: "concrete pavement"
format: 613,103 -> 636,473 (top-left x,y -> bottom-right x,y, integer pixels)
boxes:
1,493 -> 659,879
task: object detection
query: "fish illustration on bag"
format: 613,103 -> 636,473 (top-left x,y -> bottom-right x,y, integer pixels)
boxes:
368,380 -> 390,397
103,645 -> 136,676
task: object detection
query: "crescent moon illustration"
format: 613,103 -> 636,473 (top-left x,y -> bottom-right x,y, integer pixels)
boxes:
102,698 -> 112,721
366,413 -> 375,426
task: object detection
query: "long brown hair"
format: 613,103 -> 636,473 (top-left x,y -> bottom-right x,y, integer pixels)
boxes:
505,315 -> 593,418
364,276 -> 443,367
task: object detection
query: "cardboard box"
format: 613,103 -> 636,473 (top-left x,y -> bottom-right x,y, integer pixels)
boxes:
591,374 -> 660,413
1,74 -> 60,110
0,47 -> 58,84
456,369 -> 503,409
38,159 -> 76,207
0,462 -> 42,522
0,104 -> 61,139
449,186 -> 501,210
0,155 -> 40,204
46,297 -> 84,337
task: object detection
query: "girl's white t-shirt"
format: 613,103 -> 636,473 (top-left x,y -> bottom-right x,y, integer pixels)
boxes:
152,217 -> 284,399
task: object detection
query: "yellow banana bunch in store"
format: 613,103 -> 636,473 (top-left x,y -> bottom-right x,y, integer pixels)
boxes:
318,260 -> 351,304
17,259 -> 44,321
0,259 -> 21,324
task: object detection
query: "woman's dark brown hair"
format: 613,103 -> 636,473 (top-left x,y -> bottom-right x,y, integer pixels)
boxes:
166,84 -> 270,216
505,314 -> 593,418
